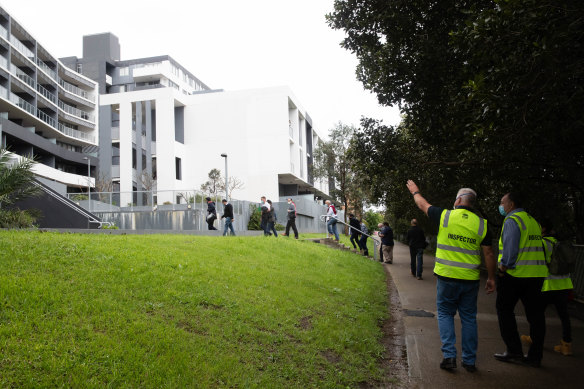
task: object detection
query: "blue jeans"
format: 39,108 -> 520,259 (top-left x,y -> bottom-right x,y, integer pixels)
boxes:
436,277 -> 479,364
223,217 -> 235,236
327,218 -> 339,241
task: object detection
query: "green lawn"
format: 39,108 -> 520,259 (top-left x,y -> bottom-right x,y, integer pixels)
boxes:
0,231 -> 393,388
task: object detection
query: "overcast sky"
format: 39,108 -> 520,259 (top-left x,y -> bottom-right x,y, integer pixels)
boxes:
2,0 -> 401,136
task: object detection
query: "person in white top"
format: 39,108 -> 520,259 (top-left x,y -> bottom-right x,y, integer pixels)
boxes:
325,200 -> 340,241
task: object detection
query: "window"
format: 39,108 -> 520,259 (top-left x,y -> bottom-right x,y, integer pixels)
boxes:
175,157 -> 182,180
112,143 -> 120,165
76,63 -> 83,74
119,67 -> 129,77
132,147 -> 137,169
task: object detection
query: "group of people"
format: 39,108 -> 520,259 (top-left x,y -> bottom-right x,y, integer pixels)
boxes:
206,197 -> 235,236
406,179 -> 574,373
259,196 -> 299,239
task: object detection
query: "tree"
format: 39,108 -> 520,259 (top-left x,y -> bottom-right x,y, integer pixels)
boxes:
200,168 -> 222,196
0,149 -> 42,227
328,0 -> 584,241
218,176 -> 245,199
313,122 -> 363,227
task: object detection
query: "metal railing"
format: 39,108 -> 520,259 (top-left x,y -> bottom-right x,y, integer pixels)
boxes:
573,245 -> 584,300
10,63 -> 35,89
10,35 -> 35,60
0,24 -> 8,40
59,79 -> 93,101
34,181 -> 111,229
319,215 -> 380,261
36,58 -> 58,80
58,100 -> 94,122
37,83 -> 57,104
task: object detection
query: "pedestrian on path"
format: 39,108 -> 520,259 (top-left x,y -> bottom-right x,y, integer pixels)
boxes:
220,199 -> 235,236
349,213 -> 361,249
521,218 -> 573,356
406,179 -> 497,373
206,197 -> 217,230
325,200 -> 340,242
494,192 -> 548,368
359,221 -> 369,256
379,222 -> 394,264
282,197 -> 299,239
407,218 -> 426,279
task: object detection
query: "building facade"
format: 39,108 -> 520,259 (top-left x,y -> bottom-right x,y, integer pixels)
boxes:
0,6 -> 99,195
62,33 -> 328,205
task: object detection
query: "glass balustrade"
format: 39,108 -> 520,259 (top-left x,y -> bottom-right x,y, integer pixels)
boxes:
36,58 -> 57,80
10,35 -> 35,60
36,84 -> 57,104
58,100 -> 94,121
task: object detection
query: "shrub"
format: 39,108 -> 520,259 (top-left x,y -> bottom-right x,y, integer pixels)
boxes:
0,208 -> 38,228
247,207 -> 262,230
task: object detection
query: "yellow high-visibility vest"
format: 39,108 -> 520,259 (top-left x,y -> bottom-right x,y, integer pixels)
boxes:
435,209 -> 487,280
498,211 -> 547,277
541,236 -> 574,291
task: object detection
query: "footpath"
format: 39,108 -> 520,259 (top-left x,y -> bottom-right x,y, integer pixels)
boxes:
387,241 -> 584,389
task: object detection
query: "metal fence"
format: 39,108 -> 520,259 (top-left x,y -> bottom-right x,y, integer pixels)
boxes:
67,190 -> 331,233
573,245 -> 584,300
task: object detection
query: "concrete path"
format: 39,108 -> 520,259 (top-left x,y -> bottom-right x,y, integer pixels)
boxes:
387,242 -> 584,389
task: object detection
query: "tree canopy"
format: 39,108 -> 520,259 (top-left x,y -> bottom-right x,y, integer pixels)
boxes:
328,0 -> 584,240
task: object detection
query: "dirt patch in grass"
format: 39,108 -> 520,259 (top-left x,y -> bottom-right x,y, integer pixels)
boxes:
361,267 -> 410,388
320,349 -> 342,364
297,315 -> 313,330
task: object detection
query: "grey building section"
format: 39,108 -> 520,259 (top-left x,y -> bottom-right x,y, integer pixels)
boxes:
174,106 -> 184,144
98,105 -> 112,182
83,33 -> 120,62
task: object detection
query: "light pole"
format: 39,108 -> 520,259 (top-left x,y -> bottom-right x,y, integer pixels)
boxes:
83,157 -> 91,211
220,153 -> 228,201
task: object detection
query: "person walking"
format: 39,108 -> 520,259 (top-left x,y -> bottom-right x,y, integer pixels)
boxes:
325,200 -> 339,242
349,213 -> 361,249
494,192 -> 548,368
521,218 -> 573,356
407,218 -> 426,280
359,221 -> 369,256
282,197 -> 299,239
206,197 -> 217,230
220,199 -> 235,236
266,199 -> 278,237
260,196 -> 270,236
379,222 -> 395,264
406,180 -> 496,372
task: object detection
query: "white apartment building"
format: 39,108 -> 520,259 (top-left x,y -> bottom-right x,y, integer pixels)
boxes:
0,7 -> 99,194
63,33 -> 328,204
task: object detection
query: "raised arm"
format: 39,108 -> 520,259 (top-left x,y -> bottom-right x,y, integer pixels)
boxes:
406,180 -> 432,215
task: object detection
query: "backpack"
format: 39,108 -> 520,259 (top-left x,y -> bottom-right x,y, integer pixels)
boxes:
545,239 -> 576,275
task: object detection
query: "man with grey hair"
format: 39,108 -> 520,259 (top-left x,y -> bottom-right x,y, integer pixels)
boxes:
406,180 -> 496,373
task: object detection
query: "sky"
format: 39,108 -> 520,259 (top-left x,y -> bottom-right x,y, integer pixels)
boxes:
2,0 -> 401,137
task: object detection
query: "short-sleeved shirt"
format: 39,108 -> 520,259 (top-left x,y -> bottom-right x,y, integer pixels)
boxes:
428,205 -> 492,246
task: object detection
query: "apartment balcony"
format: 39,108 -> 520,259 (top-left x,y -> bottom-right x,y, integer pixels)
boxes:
36,84 -> 57,106
58,100 -> 94,122
0,24 -> 8,40
58,79 -> 94,102
60,66 -> 95,89
132,62 -> 165,82
36,58 -> 58,81
10,35 -> 34,61
10,63 -> 35,91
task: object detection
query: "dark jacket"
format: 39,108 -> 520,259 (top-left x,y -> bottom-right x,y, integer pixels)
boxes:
407,225 -> 426,250
287,202 -> 297,220
380,225 -> 394,246
349,217 -> 361,236
207,201 -> 217,218
222,203 -> 234,219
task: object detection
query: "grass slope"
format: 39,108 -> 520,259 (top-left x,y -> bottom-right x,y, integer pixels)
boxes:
0,231 -> 392,388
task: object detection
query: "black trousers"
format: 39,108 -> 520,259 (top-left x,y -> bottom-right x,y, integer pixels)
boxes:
544,289 -> 572,342
496,275 -> 545,361
207,217 -> 217,230
350,232 -> 360,248
359,236 -> 368,255
285,219 -> 298,238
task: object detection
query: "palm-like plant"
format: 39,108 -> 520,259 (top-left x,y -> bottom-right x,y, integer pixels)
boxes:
0,148 -> 42,227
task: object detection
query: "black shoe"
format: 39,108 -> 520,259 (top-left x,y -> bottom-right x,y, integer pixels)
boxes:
522,357 -> 541,368
462,362 -> 477,373
440,357 -> 457,370
494,351 -> 523,362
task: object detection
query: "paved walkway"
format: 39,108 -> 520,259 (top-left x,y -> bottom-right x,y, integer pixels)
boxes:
387,242 -> 584,389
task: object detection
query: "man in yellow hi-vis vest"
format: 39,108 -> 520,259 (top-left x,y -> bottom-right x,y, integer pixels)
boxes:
494,192 -> 548,367
407,180 -> 497,373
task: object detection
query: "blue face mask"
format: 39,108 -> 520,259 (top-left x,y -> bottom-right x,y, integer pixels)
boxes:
498,205 -> 507,217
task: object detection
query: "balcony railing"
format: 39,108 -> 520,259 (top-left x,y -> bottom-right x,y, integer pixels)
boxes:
36,58 -> 57,80
0,84 -> 8,99
0,55 -> 7,70
10,64 -> 35,89
9,92 -> 35,116
37,109 -> 57,128
59,79 -> 94,101
10,35 -> 35,61
58,123 -> 95,143
58,100 -> 94,122
37,84 -> 57,104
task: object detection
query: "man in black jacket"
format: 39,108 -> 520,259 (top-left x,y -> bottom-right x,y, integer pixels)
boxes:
206,197 -> 217,230
221,199 -> 235,236
349,214 -> 361,249
406,218 -> 426,280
